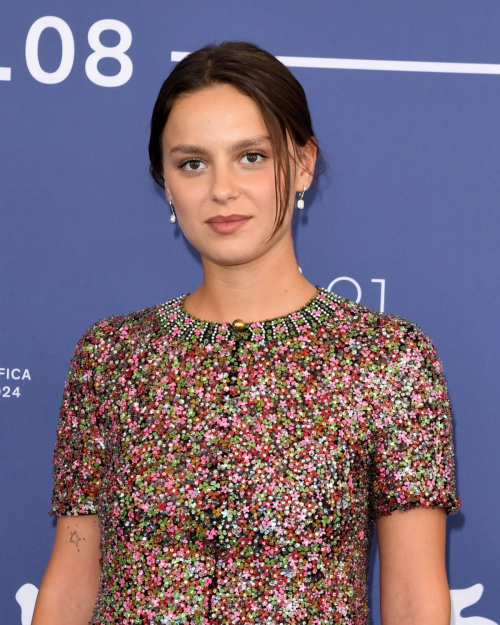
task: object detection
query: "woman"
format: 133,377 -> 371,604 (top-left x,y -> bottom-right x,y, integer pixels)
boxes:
33,41 -> 461,624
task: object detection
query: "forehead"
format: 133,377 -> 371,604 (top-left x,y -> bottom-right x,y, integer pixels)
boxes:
162,84 -> 267,145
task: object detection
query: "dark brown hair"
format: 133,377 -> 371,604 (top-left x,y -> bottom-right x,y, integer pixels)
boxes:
148,40 -> 327,241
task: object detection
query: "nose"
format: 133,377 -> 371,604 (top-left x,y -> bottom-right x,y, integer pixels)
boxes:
209,161 -> 239,203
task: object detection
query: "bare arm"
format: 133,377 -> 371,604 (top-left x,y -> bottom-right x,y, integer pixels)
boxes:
376,506 -> 450,625
32,514 -> 101,625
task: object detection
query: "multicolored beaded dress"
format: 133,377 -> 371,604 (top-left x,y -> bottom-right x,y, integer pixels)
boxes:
49,286 -> 461,624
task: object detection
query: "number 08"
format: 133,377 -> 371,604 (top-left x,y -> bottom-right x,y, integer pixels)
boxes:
25,16 -> 132,86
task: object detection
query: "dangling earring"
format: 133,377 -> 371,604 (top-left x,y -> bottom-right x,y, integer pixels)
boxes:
169,198 -> 176,224
297,185 -> 307,210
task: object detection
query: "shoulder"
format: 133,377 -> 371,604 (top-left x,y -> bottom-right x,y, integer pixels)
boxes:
324,294 -> 449,411
71,296 -> 178,364
322,290 -> 438,361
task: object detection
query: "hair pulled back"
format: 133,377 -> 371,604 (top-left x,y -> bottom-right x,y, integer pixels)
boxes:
148,40 -> 327,241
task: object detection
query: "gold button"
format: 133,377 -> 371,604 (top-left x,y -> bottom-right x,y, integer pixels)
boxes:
231,319 -> 245,331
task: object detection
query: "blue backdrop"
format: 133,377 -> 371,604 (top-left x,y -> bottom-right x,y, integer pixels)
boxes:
1,2 -> 498,623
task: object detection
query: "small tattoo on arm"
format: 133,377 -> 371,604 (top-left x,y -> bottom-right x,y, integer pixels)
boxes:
66,525 -> 86,552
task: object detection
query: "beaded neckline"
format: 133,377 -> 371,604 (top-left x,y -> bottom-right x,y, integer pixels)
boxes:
156,285 -> 342,344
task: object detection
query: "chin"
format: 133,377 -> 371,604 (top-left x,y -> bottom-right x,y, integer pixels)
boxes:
204,249 -> 258,267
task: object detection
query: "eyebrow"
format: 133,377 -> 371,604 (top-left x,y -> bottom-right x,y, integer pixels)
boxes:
168,135 -> 271,157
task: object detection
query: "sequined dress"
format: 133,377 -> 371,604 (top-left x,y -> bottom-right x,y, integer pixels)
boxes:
49,286 -> 461,624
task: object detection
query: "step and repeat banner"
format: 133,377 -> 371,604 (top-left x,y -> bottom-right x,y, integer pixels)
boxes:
1,2 -> 498,623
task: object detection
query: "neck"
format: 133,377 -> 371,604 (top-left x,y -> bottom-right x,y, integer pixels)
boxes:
183,232 -> 318,325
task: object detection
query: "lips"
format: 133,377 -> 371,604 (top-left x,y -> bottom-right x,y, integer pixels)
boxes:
206,214 -> 250,223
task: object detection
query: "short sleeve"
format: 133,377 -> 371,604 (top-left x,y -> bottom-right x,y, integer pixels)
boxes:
369,322 -> 462,521
49,323 -> 106,517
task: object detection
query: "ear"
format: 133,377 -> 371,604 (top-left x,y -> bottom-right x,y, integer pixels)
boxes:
296,138 -> 318,192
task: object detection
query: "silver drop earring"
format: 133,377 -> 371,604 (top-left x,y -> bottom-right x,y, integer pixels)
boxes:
297,185 -> 307,210
169,198 -> 176,224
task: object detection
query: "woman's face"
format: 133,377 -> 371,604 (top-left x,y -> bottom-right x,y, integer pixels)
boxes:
161,83 -> 308,267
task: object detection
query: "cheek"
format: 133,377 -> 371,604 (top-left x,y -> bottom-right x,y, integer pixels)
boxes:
169,182 -> 206,225
173,179 -> 204,202
245,176 -> 277,208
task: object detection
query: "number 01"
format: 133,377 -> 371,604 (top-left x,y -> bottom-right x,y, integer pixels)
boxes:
25,16 -> 132,86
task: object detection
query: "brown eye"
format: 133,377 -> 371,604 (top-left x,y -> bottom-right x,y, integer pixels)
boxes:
179,159 -> 206,171
242,152 -> 266,164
